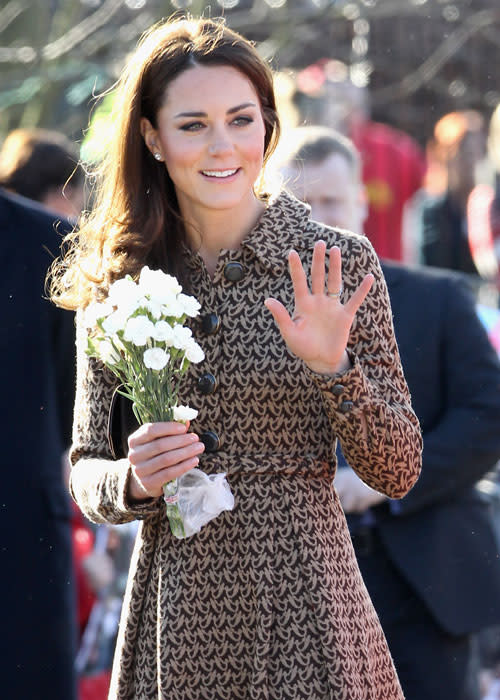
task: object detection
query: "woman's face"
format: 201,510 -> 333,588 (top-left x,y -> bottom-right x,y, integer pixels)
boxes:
141,63 -> 267,221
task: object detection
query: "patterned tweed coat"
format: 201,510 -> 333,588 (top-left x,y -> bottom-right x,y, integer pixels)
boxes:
70,191 -> 422,699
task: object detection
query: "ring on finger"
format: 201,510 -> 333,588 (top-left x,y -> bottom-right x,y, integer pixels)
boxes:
327,284 -> 343,299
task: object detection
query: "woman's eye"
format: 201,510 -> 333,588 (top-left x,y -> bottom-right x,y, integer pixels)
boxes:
179,122 -> 205,132
232,116 -> 253,127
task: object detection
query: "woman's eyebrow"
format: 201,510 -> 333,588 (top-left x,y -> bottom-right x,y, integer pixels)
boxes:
173,102 -> 257,119
173,111 -> 206,119
227,102 -> 257,114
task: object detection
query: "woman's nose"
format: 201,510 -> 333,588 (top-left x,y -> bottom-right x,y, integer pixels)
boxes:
207,129 -> 233,156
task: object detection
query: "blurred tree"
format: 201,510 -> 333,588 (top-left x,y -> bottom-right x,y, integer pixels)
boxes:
1,0 -> 500,153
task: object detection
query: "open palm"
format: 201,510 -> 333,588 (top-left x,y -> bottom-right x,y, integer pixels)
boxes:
265,241 -> 374,375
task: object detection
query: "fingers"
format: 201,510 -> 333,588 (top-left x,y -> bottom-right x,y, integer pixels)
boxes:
134,437 -> 204,473
129,429 -> 199,463
129,431 -> 204,471
127,421 -> 205,498
311,240 -> 327,295
129,454 -> 201,500
344,273 -> 374,316
327,246 -> 342,296
291,242 -> 344,300
288,249 -> 309,301
289,242 -> 346,300
128,420 -> 188,448
139,455 -> 201,490
267,244 -> 373,338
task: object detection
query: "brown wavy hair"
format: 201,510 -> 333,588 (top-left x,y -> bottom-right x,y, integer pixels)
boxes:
49,16 -> 281,310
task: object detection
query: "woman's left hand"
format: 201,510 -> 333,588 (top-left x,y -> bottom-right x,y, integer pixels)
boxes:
264,240 -> 374,375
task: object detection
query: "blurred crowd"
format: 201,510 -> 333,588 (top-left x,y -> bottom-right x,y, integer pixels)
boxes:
2,57 -> 500,700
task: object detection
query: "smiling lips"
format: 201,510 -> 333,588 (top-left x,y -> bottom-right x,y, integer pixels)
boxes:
201,168 -> 239,178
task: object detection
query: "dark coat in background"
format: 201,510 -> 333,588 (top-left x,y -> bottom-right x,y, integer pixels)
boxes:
343,260 -> 500,699
0,189 -> 77,699
373,260 -> 500,637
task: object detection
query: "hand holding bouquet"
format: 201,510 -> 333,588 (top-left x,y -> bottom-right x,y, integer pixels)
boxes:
84,266 -> 234,538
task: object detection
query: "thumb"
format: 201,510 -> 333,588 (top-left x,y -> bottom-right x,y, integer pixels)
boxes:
264,298 -> 294,337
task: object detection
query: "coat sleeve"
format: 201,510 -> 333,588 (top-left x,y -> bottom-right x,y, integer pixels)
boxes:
69,311 -> 162,524
311,235 -> 422,499
394,276 -> 500,515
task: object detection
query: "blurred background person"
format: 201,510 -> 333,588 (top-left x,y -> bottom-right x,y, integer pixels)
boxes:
277,124 -> 500,700
466,103 -> 500,297
0,127 -> 85,221
0,125 -> 124,699
419,111 -> 487,285
292,60 -> 426,262
72,511 -> 137,700
468,101 -> 500,697
0,185 -> 77,698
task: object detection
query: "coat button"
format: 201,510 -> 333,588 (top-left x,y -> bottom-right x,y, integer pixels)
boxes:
200,313 -> 220,335
198,373 -> 217,395
224,261 -> 244,282
332,384 -> 344,396
339,400 -> 354,414
200,430 -> 220,452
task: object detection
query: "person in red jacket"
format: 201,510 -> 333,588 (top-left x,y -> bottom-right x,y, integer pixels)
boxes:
293,59 -> 426,261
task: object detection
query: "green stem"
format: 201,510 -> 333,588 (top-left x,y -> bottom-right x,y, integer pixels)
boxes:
163,478 -> 186,538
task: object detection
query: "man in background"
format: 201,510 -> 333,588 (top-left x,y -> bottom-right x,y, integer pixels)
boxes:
279,125 -> 500,700
0,127 -> 85,221
0,187 -> 77,698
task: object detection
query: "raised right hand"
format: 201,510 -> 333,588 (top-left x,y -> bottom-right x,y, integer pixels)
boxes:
127,421 -> 205,500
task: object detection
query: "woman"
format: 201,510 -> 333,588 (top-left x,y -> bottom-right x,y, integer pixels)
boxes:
50,17 -> 422,699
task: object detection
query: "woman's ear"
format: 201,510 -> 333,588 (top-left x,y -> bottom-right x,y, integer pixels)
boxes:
140,118 -> 160,158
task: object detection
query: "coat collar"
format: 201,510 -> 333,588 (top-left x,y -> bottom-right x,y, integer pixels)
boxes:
181,190 -> 312,275
240,190 -> 312,273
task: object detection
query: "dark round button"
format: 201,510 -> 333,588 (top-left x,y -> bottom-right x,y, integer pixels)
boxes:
200,430 -> 220,452
224,261 -> 244,282
332,383 -> 344,396
200,313 -> 221,335
339,400 -> 354,414
198,373 -> 217,395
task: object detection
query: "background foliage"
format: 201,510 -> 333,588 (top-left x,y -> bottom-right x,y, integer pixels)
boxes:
1,0 -> 500,151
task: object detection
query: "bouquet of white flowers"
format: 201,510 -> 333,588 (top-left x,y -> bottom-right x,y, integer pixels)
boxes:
84,266 -> 234,538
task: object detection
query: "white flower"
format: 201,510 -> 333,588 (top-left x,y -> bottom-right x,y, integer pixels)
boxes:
143,297 -> 164,320
98,339 -> 120,365
173,405 -> 198,422
138,266 -> 182,302
123,315 -> 155,346
184,340 -> 205,364
171,323 -> 193,350
102,308 -> 131,335
160,297 -> 184,319
152,320 -> 175,344
108,277 -> 141,309
177,293 -> 201,318
83,300 -> 114,328
143,347 -> 169,371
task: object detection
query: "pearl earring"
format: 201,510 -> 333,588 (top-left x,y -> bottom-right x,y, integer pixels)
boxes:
154,152 -> 162,161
